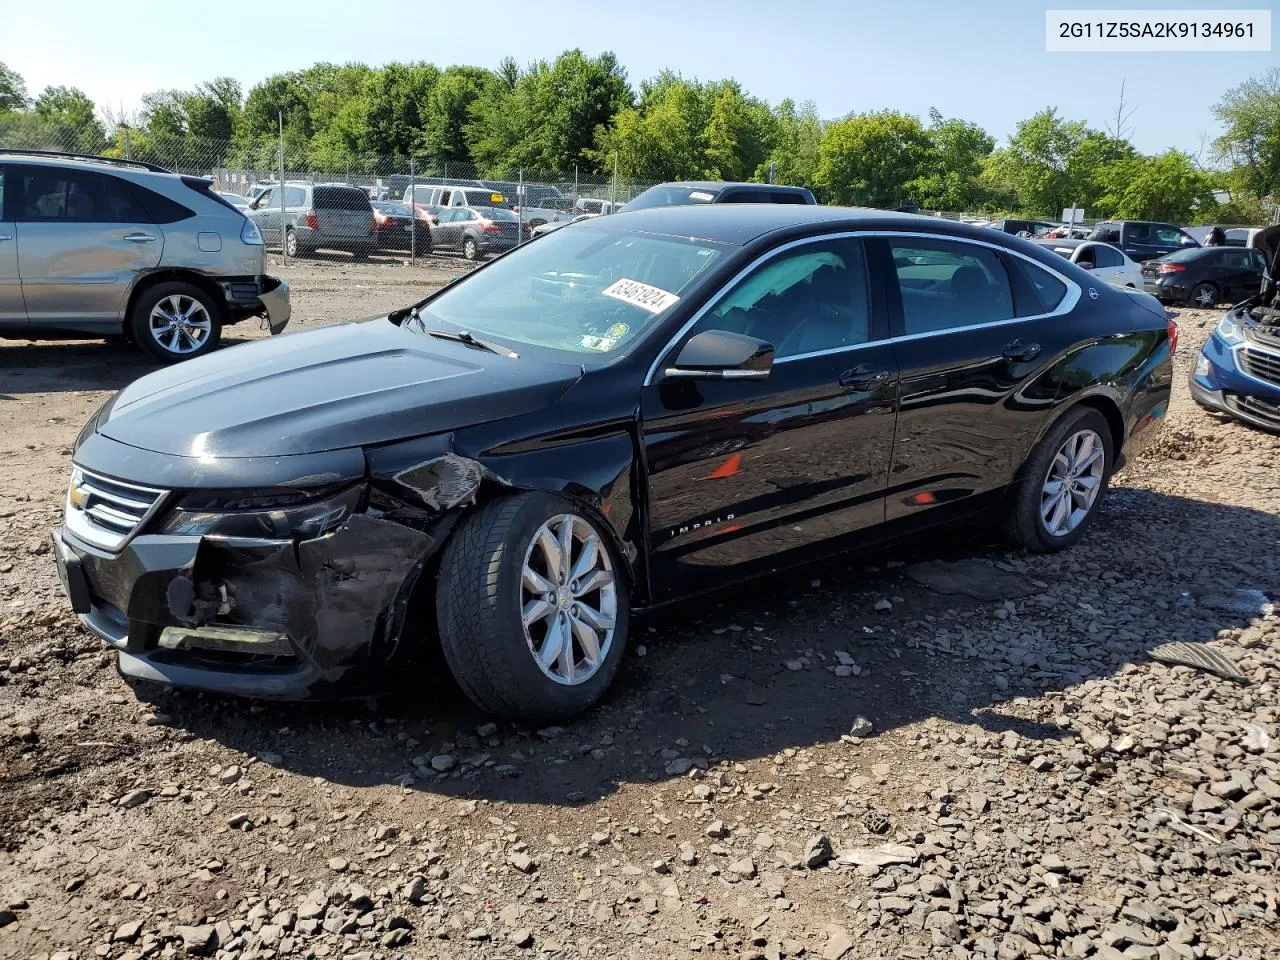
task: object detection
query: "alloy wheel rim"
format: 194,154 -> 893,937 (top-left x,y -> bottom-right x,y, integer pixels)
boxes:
1040,428 -> 1105,537
1195,286 -> 1215,307
465,239 -> 476,260
286,231 -> 297,256
148,295 -> 212,355
520,514 -> 617,686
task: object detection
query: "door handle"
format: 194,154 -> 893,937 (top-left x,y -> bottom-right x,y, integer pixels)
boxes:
839,366 -> 892,390
124,233 -> 157,242
0,234 -> 12,242
1002,339 -> 1041,362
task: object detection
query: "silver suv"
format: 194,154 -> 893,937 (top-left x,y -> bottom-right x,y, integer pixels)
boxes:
0,150 -> 290,362
247,181 -> 375,258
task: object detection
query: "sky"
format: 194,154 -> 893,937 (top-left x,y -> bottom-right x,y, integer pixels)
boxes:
4,0 -> 1276,155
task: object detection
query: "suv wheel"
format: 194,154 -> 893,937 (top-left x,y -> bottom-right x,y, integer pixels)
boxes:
1005,407 -> 1112,552
284,228 -> 299,258
463,236 -> 479,261
129,282 -> 222,363
436,493 -> 629,721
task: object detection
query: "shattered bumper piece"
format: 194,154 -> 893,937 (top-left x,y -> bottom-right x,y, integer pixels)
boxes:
53,513 -> 443,700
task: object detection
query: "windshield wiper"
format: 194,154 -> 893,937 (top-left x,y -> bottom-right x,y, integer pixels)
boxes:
427,328 -> 519,359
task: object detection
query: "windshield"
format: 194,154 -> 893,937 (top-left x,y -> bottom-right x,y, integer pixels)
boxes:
416,223 -> 727,355
624,185 -> 721,211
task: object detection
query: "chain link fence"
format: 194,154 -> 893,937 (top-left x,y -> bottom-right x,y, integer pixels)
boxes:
0,122 -> 660,262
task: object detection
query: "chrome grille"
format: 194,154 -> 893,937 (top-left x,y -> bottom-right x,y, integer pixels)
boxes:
64,466 -> 168,552
1239,348 -> 1280,388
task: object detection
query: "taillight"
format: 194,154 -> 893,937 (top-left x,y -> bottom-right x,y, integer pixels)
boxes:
1157,263 -> 1185,273
372,209 -> 387,225
1167,318 -> 1179,353
303,210 -> 318,230
479,220 -> 501,234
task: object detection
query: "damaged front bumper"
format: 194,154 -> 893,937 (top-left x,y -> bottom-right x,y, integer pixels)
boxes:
219,274 -> 291,334
52,510 -> 444,699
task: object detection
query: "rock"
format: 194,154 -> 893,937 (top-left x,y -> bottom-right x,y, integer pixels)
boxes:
837,843 -> 918,867
727,857 -> 757,879
328,856 -> 350,872
823,927 -> 855,960
218,765 -> 242,784
665,758 -> 694,776
652,859 -> 670,874
803,834 -> 833,869
118,789 -> 150,809
508,851 -> 537,874
925,911 -> 962,944
511,927 -> 534,948
175,924 -> 218,955
0,910 -> 16,928
113,920 -> 143,942
874,598 -> 893,612
298,899 -> 326,920
1040,852 -> 1068,873
706,820 -> 729,838
476,722 -> 499,737
227,812 -> 251,829
430,754 -> 455,772
403,876 -> 427,904
382,927 -> 411,947
848,716 -> 874,738
465,926 -> 490,941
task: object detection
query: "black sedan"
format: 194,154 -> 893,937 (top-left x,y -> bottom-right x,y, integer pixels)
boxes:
1141,245 -> 1269,307
371,200 -> 416,250
52,206 -> 1175,720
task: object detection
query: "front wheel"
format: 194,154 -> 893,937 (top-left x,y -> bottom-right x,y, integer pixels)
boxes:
284,228 -> 299,258
129,282 -> 222,363
1005,407 -> 1113,552
1189,282 -> 1217,308
462,236 -> 479,261
436,493 -> 629,721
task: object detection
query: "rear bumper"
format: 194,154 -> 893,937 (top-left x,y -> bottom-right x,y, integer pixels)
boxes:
221,274 -> 290,334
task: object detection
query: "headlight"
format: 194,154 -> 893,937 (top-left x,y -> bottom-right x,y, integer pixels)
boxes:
240,217 -> 263,246
158,484 -> 365,540
1216,313 -> 1244,345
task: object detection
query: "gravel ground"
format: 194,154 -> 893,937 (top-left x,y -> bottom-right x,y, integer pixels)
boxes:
1,265 -> 1278,960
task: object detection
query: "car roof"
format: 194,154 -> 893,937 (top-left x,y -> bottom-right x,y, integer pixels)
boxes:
579,204 -> 1034,248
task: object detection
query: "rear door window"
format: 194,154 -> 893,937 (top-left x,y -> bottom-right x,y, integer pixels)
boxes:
1093,245 -> 1123,268
283,186 -> 307,207
1127,223 -> 1154,244
1154,225 -> 1185,245
17,168 -> 150,222
887,237 -> 1015,334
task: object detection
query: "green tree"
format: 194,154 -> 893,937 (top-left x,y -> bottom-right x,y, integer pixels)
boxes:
361,62 -> 438,159
418,66 -> 491,164
1093,150 -> 1215,222
1214,67 -> 1280,205
0,61 -> 26,113
701,81 -> 771,181
984,108 -> 1089,218
754,100 -> 823,188
32,85 -> 105,151
816,110 -> 931,207
906,109 -> 994,210
593,73 -> 709,181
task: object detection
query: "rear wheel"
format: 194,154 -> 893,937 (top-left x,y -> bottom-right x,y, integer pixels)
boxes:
129,282 -> 222,363
463,236 -> 479,261
1005,407 -> 1112,552
284,228 -> 299,258
1189,282 -> 1217,308
436,493 -> 629,721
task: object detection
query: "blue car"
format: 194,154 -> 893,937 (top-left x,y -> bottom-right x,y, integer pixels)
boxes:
1190,225 -> 1280,432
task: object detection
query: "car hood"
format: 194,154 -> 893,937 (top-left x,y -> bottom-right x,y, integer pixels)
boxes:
1257,224 -> 1280,274
99,318 -> 583,458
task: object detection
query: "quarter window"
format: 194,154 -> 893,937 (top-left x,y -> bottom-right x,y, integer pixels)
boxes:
887,237 -> 1015,334
284,186 -> 307,207
693,238 -> 871,359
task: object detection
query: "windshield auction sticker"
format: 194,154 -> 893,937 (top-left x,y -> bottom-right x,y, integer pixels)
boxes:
1046,10 -> 1270,51
602,278 -> 680,314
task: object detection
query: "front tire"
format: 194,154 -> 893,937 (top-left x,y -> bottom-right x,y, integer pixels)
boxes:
436,493 -> 629,721
1005,407 -> 1113,552
463,236 -> 479,261
1189,282 -> 1217,308
129,282 -> 222,363
284,228 -> 299,258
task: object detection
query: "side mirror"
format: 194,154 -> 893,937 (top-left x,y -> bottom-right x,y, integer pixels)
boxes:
663,330 -> 773,381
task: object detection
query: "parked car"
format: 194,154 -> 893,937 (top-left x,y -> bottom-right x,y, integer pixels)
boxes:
217,191 -> 251,210
990,219 -> 1056,238
1184,224 -> 1268,250
1089,220 -> 1198,262
1034,239 -> 1143,288
371,200 -> 415,250
247,182 -> 375,258
429,205 -> 529,260
1190,224 -> 1280,431
402,183 -> 511,220
1140,246 -> 1269,307
52,205 -> 1173,720
624,181 -> 817,210
574,198 -> 623,216
247,181 -> 276,203
0,149 -> 289,362
531,213 -> 596,237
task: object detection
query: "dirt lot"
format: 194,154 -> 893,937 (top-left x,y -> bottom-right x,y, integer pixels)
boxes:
1,259 -> 1278,960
